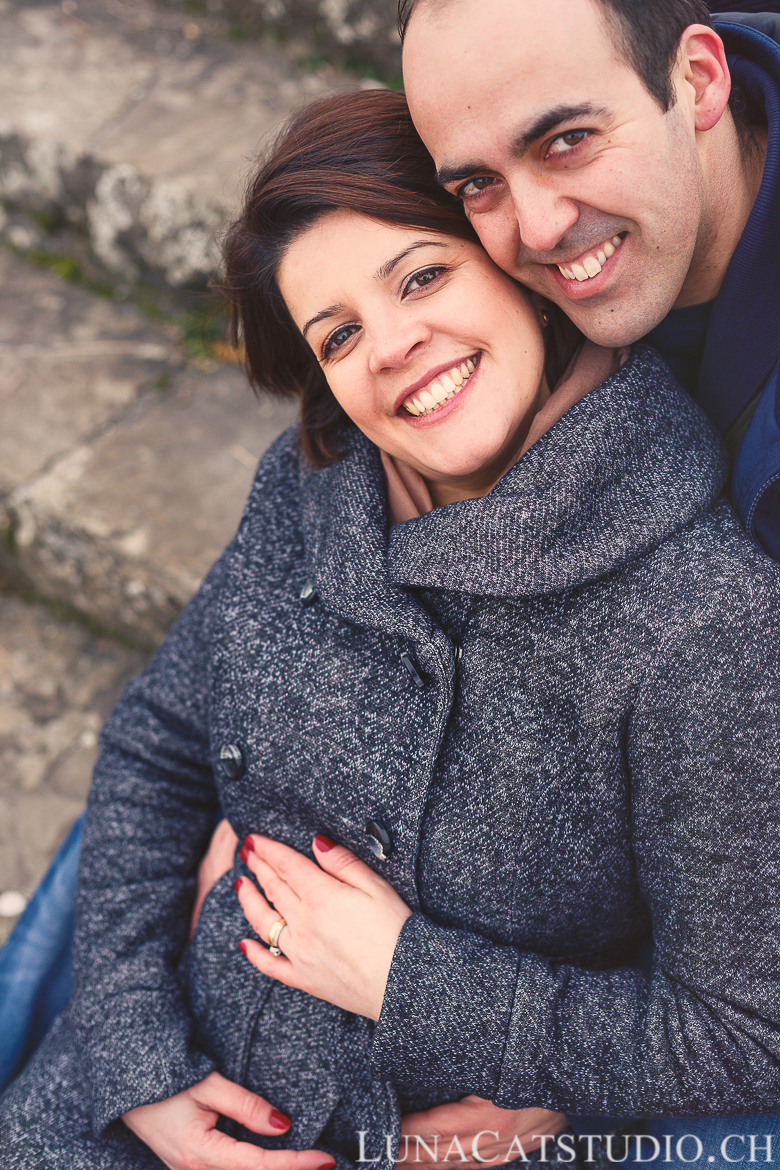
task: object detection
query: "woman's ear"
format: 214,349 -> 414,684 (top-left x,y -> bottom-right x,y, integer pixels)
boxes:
677,25 -> 732,133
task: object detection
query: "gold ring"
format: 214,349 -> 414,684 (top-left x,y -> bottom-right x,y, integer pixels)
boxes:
268,917 -> 287,956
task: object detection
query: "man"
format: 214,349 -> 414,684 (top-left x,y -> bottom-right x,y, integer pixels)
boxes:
400,0 -> 780,563
395,0 -> 780,1165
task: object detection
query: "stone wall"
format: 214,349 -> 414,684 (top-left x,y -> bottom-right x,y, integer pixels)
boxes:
199,0 -> 402,80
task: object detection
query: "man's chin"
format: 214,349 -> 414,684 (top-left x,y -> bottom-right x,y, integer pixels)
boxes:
517,264 -> 676,348
549,294 -> 672,349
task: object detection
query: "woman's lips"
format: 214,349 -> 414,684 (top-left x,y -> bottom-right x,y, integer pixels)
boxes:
402,355 -> 479,418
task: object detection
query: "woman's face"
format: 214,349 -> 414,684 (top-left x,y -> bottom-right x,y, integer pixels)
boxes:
278,210 -> 549,503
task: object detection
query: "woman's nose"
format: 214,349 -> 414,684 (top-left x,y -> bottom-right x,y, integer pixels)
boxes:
367,315 -> 432,375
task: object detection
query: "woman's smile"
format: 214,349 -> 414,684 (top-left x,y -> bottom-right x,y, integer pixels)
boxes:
278,210 -> 550,504
399,352 -> 479,419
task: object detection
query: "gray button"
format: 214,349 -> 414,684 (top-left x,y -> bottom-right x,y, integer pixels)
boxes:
300,579 -> 318,607
218,743 -> 245,781
365,819 -> 393,860
400,653 -> 425,689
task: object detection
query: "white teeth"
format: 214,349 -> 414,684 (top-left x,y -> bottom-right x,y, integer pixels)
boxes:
559,234 -> 624,283
403,357 -> 479,417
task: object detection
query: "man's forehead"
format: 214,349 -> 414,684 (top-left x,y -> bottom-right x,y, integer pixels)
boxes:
404,0 -> 622,114
404,0 -> 637,168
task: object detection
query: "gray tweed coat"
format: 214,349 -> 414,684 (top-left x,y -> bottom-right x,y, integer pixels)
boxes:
3,346 -> 780,1169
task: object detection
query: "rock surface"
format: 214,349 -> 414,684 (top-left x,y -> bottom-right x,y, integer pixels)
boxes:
0,251 -> 298,646
9,360 -> 297,646
214,0 -> 402,78
0,594 -> 145,944
0,0 -> 360,286
0,249 -> 177,496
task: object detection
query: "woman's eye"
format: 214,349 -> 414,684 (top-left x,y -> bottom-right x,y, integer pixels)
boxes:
458,176 -> 497,201
403,266 -> 447,295
547,130 -> 590,157
323,323 -> 360,358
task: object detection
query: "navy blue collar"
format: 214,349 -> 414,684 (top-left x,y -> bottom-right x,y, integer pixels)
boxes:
693,24 -> 780,433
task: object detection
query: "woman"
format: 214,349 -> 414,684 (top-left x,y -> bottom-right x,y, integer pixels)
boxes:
2,88 -> 780,1170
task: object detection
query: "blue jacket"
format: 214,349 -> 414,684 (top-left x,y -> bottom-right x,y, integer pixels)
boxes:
708,20 -> 780,558
3,349 -> 780,1168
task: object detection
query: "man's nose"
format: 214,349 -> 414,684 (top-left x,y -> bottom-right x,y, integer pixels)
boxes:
508,174 -> 580,256
367,314 -> 432,375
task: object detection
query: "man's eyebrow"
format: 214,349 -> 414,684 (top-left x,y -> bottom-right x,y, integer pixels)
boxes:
511,103 -> 609,154
376,240 -> 448,281
302,304 -> 344,340
435,103 -> 609,187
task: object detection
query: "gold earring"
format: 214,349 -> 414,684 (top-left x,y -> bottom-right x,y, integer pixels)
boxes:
541,311 -> 549,327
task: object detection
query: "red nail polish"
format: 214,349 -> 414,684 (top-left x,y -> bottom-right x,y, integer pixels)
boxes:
314,834 -> 336,852
238,940 -> 248,955
317,1160 -> 336,1169
239,845 -> 249,865
244,835 -> 255,852
270,1109 -> 292,1130
234,878 -> 243,894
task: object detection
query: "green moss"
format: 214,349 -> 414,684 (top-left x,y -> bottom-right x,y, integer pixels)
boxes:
181,300 -> 230,362
29,207 -> 66,235
9,244 -> 118,299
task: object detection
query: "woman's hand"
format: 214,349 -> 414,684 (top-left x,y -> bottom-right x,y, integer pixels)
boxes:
399,1097 -> 570,1166
236,834 -> 412,1021
122,1071 -> 336,1170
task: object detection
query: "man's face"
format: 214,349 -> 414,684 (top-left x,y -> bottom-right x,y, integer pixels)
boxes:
403,0 -> 708,346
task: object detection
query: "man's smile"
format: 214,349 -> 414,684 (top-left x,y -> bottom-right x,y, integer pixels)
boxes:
545,232 -> 629,297
555,233 -> 626,282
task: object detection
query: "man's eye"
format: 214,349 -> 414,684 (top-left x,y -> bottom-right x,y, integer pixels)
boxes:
458,176 -> 497,200
323,323 -> 359,358
547,130 -> 589,157
404,266 -> 447,295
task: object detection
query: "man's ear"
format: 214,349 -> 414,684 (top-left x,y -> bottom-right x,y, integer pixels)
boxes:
677,25 -> 732,133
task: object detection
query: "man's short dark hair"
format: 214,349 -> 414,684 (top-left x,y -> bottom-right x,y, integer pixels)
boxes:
398,0 -> 714,111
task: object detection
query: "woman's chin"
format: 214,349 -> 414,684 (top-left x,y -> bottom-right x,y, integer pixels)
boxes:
415,435 -> 518,487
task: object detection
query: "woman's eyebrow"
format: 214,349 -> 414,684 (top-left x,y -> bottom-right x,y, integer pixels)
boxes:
302,304 -> 345,339
301,241 -> 450,337
375,240 -> 449,281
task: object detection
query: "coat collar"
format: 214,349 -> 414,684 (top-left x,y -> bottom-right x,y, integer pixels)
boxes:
299,430 -> 434,640
300,347 -> 728,616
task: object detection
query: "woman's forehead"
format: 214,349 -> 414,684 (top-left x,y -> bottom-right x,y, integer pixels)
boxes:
278,212 -> 467,321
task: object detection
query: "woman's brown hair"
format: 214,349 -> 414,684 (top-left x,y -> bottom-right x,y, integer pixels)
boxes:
221,88 -> 582,467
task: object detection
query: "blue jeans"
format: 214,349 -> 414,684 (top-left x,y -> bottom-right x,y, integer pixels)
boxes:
2,815 -> 780,1165
568,1119 -> 780,1166
637,1117 -> 780,1168
0,813 -> 81,1092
